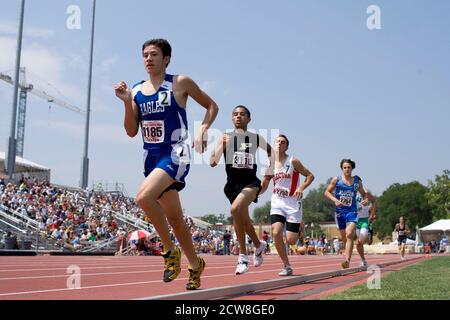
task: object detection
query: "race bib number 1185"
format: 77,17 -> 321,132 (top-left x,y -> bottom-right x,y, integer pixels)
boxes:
142,120 -> 164,143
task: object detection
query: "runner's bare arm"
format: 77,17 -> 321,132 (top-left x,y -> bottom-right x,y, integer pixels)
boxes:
258,134 -> 275,175
366,191 -> 377,203
324,177 -> 343,207
405,224 -> 412,235
260,175 -> 273,195
210,134 -> 227,167
292,158 -> 315,199
369,201 -> 378,221
259,135 -> 275,193
358,181 -> 369,205
178,76 -> 219,154
114,81 -> 139,137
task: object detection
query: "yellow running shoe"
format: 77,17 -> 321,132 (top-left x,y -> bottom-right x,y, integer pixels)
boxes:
341,260 -> 350,269
161,246 -> 181,282
186,257 -> 206,290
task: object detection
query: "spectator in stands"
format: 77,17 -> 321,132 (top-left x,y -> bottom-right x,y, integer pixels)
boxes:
333,237 -> 340,254
51,227 -> 62,241
304,236 -> 310,252
223,230 -> 231,255
1,179 -> 161,250
80,229 -> 88,241
262,230 -> 270,254
424,241 -> 433,254
440,236 -> 448,253
4,232 -> 19,249
316,234 -> 327,255
136,238 -> 150,255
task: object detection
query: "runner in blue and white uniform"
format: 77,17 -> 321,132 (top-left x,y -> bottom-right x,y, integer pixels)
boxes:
325,159 -> 368,269
355,192 -> 377,267
114,39 -> 218,290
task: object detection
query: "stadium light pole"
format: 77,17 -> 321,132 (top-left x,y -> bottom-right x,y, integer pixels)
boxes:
80,0 -> 96,189
5,0 -> 25,181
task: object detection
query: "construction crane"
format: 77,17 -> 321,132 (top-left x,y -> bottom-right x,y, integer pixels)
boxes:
0,67 -> 84,157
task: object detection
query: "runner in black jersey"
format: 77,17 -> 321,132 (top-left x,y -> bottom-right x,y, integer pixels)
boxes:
394,216 -> 411,260
210,105 -> 273,275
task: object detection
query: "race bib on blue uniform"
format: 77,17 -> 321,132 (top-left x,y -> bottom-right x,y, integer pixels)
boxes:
142,120 -> 164,143
340,196 -> 353,206
158,91 -> 171,107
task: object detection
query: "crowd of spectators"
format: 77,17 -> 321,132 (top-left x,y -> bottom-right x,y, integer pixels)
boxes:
0,178 -> 149,251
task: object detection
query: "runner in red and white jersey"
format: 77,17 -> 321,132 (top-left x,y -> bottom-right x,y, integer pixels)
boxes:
261,134 -> 314,276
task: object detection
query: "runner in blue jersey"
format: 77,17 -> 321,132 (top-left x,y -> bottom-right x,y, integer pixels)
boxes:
114,39 -> 218,290
325,159 -> 368,269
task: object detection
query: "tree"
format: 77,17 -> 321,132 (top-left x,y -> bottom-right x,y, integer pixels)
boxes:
373,181 -> 433,240
302,178 -> 335,222
200,213 -> 227,225
426,170 -> 450,220
252,201 -> 271,224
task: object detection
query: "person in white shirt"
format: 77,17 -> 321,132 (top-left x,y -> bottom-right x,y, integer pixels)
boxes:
261,135 -> 314,276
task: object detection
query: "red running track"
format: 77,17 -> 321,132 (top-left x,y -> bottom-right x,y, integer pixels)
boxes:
0,254 -> 425,300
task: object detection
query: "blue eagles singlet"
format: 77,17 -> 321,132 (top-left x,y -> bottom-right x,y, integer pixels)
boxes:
334,176 -> 360,230
335,176 -> 360,214
132,74 -> 190,191
132,74 -> 188,150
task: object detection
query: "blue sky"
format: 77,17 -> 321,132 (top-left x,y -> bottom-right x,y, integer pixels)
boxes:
1,0 -> 449,217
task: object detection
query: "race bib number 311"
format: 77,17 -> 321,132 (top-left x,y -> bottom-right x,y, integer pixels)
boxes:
142,120 -> 164,143
232,152 -> 254,169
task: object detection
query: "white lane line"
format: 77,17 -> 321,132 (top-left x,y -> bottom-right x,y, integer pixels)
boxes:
0,258 -> 401,297
0,259 -> 350,281
0,256 -> 398,274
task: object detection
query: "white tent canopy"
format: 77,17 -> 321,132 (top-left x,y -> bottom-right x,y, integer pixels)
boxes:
419,219 -> 450,243
420,219 -> 450,231
0,151 -> 50,181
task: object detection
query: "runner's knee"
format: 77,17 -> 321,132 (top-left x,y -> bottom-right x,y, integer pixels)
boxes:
346,231 -> 355,240
359,229 -> 368,243
272,228 -> 283,240
230,203 -> 245,217
167,216 -> 185,231
135,191 -> 157,208
286,237 -> 298,245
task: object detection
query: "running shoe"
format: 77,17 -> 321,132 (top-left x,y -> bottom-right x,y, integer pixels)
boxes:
278,266 -> 293,276
341,260 -> 350,269
253,240 -> 267,267
186,257 -> 206,290
161,246 -> 181,282
235,254 -> 249,275
359,260 -> 368,267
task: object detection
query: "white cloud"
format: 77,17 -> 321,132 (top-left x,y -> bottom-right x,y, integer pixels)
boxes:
200,80 -> 216,95
0,36 -> 85,109
100,56 -> 117,72
30,119 -> 139,146
0,36 -> 16,71
0,21 -> 55,38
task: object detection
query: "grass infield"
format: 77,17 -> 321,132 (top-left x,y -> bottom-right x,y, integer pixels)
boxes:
323,256 -> 450,300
